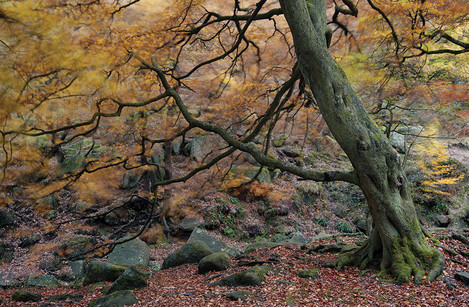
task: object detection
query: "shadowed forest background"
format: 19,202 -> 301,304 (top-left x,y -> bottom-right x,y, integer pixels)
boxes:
0,0 -> 468,305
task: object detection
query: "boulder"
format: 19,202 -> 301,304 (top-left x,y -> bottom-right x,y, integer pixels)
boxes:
436,215 -> 450,227
298,268 -> 320,279
282,148 -> 301,158
198,252 -> 231,274
396,125 -> 423,136
83,260 -> 127,285
56,236 -> 96,260
243,242 -> 282,254
11,291 -> 43,302
185,138 -> 204,162
106,266 -> 148,294
18,234 -> 41,248
288,231 -> 309,245
172,139 -> 183,155
273,135 -> 287,147
69,260 -> 85,280
188,228 -> 239,256
104,212 -> 120,226
0,272 -> 22,289
209,265 -> 271,287
225,290 -> 252,301
89,290 -> 138,307
455,272 -> 469,286
180,217 -> 201,233
39,258 -> 60,271
108,237 -> 150,267
47,293 -> 83,303
0,241 -> 14,263
26,274 -> 61,287
310,231 -> 333,242
0,209 -> 14,227
244,224 -> 263,238
122,170 -> 142,189
161,241 -> 213,269
150,144 -> 165,165
390,132 -> 406,153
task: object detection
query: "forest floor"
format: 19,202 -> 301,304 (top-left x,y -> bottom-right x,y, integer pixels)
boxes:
0,230 -> 468,306
0,130 -> 468,306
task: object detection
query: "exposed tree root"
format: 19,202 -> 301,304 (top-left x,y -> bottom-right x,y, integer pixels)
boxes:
334,230 -> 444,284
452,232 -> 469,246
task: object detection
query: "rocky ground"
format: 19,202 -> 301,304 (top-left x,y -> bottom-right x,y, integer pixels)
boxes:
0,229 -> 468,306
0,132 -> 468,306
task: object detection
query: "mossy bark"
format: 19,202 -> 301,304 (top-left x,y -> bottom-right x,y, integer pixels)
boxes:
280,0 -> 444,283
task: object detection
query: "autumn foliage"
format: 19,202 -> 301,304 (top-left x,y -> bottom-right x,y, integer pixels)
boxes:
0,0 -> 467,287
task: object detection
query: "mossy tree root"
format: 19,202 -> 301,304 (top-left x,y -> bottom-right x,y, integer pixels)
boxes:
336,229 -> 381,270
336,230 -> 445,284
390,236 -> 444,284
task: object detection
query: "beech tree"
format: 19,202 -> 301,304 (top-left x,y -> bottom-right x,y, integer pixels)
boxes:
1,0 -> 468,283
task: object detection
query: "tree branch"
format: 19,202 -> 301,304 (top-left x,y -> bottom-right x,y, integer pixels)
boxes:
138,55 -> 358,185
366,0 -> 400,56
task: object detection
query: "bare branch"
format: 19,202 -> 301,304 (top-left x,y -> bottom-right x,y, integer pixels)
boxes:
175,0 -> 269,79
366,0 -> 400,56
111,0 -> 141,16
140,56 -> 358,185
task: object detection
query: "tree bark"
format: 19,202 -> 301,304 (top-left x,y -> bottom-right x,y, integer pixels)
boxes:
279,0 -> 444,283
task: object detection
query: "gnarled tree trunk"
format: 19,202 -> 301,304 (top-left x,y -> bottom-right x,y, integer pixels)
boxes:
279,0 -> 444,283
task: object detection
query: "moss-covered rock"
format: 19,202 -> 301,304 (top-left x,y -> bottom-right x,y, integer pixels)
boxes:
0,241 -> 14,263
18,234 -> 41,248
70,260 -> 85,280
243,242 -> 282,254
122,170 -> 142,189
108,237 -> 150,267
161,241 -> 213,269
0,209 -> 14,227
26,274 -> 61,287
11,290 -> 43,302
298,268 -> 320,279
88,290 -> 137,307
209,265 -> 272,287
83,260 -> 127,285
180,217 -> 201,233
56,236 -> 96,260
198,252 -> 231,274
188,228 -> 239,256
48,293 -> 83,303
273,135 -> 287,147
106,266 -> 148,294
288,231 -> 309,245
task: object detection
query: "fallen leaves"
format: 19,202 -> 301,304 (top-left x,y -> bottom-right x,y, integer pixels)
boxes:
1,233 -> 468,306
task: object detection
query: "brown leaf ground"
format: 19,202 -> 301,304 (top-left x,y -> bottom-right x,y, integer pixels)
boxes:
1,232 -> 468,306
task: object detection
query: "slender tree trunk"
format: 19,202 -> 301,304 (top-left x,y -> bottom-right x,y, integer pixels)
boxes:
279,0 -> 444,283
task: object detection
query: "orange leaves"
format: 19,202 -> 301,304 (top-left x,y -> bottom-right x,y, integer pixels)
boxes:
353,0 -> 469,80
140,223 -> 165,245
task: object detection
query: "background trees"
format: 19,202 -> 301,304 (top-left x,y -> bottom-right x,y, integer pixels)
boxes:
0,0 -> 467,283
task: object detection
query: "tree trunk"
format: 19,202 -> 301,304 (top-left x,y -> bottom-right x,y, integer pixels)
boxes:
279,0 -> 444,283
